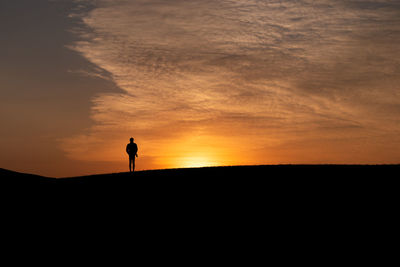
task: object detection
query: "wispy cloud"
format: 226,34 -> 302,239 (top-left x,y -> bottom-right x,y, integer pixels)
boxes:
63,0 -> 400,167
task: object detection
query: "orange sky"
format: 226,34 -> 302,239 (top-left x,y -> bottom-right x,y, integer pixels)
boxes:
1,0 -> 400,177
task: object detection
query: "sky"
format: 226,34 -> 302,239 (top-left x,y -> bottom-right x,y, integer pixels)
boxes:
1,0 -> 400,177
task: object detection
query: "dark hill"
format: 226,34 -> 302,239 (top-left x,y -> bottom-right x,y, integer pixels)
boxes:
55,165 -> 397,198
3,165 -> 396,239
0,168 -> 56,185
2,165 -> 398,184
2,165 -> 397,202
59,164 -> 398,180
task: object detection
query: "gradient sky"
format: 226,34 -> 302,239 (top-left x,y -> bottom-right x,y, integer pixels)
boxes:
1,0 -> 400,177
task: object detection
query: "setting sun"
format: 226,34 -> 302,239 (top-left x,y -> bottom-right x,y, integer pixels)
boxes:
178,156 -> 219,168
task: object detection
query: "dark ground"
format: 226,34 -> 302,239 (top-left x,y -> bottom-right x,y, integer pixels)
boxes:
1,165 -> 397,260
51,165 -> 398,209
3,164 -> 397,227
1,164 -> 398,182
1,164 -> 398,181
1,165 -> 398,195
3,165 -> 397,228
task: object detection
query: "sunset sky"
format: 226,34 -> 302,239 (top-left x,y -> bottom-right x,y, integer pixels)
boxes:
1,0 -> 400,177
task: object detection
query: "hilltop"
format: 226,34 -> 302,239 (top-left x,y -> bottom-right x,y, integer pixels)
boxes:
2,165 -> 396,217
2,164 -> 397,185
0,168 -> 56,184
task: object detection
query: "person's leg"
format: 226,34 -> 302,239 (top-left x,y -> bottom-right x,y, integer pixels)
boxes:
132,159 -> 135,172
129,158 -> 132,172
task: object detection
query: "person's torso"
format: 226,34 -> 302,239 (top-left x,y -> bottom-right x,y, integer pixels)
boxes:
127,143 -> 137,155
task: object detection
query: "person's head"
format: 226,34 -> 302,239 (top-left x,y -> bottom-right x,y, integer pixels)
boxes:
130,137 -> 134,143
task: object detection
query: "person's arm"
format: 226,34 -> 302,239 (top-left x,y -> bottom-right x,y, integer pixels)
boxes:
126,144 -> 130,154
135,144 -> 138,157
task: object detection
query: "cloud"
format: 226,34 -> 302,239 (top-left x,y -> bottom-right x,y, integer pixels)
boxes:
63,0 -> 400,166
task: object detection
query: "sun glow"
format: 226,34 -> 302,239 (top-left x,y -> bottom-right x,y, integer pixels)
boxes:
155,135 -> 238,169
178,156 -> 219,168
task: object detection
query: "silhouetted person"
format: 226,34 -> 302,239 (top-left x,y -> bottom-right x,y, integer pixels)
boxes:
126,137 -> 138,172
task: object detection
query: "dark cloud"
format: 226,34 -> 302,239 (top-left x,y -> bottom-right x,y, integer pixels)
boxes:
0,0 -> 123,176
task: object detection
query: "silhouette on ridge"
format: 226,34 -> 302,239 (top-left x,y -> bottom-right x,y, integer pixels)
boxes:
126,137 -> 138,173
